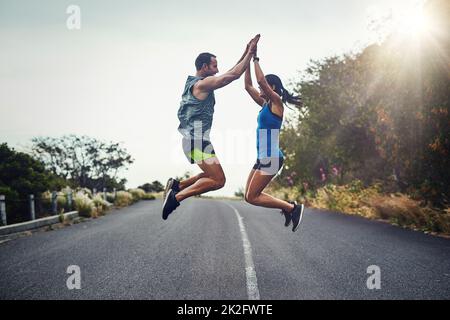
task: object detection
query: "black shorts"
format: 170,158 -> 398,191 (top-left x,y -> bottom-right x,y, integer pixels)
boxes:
252,157 -> 284,175
182,138 -> 216,164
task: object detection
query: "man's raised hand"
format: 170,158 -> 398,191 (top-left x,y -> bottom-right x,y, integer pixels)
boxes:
249,34 -> 261,54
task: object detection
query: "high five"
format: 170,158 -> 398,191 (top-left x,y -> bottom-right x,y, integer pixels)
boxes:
162,35 -> 261,220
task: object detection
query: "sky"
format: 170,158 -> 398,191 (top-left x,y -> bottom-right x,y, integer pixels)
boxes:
0,0 -> 424,196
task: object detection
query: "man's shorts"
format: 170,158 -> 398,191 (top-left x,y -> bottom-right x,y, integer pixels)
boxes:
182,138 -> 217,164
252,157 -> 284,175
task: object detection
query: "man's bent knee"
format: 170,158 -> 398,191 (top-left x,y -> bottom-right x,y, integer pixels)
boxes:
213,176 -> 226,190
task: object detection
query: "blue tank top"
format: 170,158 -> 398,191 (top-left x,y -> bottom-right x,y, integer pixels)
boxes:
256,102 -> 284,159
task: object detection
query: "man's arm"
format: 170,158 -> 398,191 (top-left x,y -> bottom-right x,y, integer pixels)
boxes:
197,52 -> 253,92
227,39 -> 251,73
196,35 -> 260,93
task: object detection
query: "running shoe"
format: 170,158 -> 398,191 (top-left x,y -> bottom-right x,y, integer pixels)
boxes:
291,203 -> 305,232
280,201 -> 297,227
162,189 -> 180,220
163,178 -> 180,205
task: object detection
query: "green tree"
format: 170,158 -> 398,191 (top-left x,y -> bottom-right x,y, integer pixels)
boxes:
234,187 -> 245,199
0,143 -> 68,224
138,181 -> 164,193
31,135 -> 134,190
282,0 -> 449,204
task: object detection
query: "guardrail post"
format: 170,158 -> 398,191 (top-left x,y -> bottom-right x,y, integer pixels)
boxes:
52,191 -> 58,215
67,191 -> 72,210
29,194 -> 36,220
0,195 -> 6,226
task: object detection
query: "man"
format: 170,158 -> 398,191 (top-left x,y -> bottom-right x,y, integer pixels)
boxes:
162,35 -> 260,220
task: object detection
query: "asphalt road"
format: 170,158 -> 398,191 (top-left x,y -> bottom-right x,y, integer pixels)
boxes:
0,198 -> 449,300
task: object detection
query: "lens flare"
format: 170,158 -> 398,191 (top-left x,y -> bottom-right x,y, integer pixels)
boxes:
396,5 -> 430,36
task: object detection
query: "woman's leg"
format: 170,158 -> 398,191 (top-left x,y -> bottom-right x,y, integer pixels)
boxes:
244,169 -> 256,202
245,169 -> 294,213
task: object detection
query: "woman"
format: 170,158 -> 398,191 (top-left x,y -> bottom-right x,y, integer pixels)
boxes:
244,53 -> 305,232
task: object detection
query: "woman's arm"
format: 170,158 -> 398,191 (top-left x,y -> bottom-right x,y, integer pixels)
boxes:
245,63 -> 265,106
254,59 -> 282,106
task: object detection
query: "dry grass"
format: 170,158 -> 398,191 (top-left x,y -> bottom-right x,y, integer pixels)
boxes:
114,191 -> 133,207
267,181 -> 450,236
367,194 -> 450,234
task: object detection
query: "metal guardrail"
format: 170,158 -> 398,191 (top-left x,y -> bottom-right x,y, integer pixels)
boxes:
0,188 -> 117,226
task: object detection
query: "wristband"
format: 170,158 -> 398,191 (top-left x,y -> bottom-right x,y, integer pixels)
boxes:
253,57 -> 260,62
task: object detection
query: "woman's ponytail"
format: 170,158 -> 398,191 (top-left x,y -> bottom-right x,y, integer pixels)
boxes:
281,86 -> 303,107
265,74 -> 303,109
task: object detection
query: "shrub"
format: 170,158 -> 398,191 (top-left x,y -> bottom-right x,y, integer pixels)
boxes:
56,193 -> 67,213
114,191 -> 133,207
128,188 -> 146,202
92,194 -> 112,214
141,193 -> 156,200
76,188 -> 93,198
234,188 -> 245,198
91,207 -> 99,219
292,180 -> 450,235
368,194 -> 450,233
73,192 -> 94,217
106,192 -> 116,203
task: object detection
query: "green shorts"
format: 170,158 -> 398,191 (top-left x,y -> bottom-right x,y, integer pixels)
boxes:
182,138 -> 216,164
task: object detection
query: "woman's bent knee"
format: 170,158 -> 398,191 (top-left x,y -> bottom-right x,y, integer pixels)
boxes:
246,193 -> 258,205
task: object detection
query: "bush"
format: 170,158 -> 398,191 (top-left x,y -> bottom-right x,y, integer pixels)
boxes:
234,188 -> 244,198
114,191 -> 133,207
0,143 -> 71,224
308,182 -> 381,219
91,207 -> 99,219
77,188 -> 93,198
106,192 -> 116,203
138,181 -> 164,193
92,194 -> 112,214
128,188 -> 146,202
56,193 -> 67,213
141,193 -> 156,200
287,179 -> 450,235
368,194 -> 450,233
73,192 -> 94,217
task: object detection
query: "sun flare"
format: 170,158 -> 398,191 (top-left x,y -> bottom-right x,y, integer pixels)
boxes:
396,5 -> 430,36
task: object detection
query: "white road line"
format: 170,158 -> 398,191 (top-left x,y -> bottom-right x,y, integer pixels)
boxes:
225,203 -> 260,300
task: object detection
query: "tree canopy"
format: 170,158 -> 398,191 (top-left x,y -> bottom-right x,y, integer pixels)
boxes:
281,0 -> 449,205
31,135 -> 134,190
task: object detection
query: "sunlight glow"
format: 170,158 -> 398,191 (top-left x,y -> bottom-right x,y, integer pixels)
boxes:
396,5 -> 430,36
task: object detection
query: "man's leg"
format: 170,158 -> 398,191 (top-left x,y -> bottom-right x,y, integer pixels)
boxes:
175,157 -> 226,202
178,172 -> 208,191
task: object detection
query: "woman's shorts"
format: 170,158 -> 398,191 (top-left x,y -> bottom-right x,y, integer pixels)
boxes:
252,157 -> 284,175
182,138 -> 216,164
